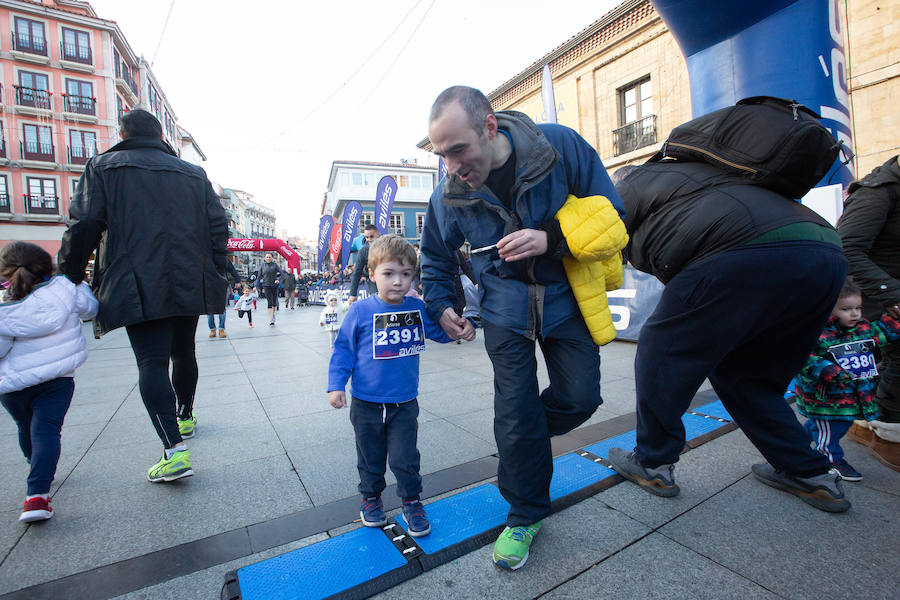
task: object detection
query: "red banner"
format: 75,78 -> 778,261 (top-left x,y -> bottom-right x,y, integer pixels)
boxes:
328,219 -> 341,267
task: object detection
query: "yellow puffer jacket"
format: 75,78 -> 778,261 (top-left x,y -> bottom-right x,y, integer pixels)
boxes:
555,194 -> 629,345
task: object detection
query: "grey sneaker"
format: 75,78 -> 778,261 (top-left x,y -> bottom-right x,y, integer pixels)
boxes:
751,463 -> 850,513
608,447 -> 680,497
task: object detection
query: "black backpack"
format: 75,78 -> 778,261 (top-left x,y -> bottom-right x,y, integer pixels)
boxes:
649,96 -> 843,199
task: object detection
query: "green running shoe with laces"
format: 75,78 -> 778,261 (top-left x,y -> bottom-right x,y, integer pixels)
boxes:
492,521 -> 541,570
147,449 -> 193,483
177,416 -> 197,439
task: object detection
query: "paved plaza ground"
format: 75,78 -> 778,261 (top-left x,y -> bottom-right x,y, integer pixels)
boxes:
1,304 -> 898,599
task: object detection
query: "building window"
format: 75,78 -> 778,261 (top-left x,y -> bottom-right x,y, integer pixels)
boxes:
363,173 -> 373,186
360,212 -> 374,230
22,124 -> 54,161
0,121 -> 6,159
70,177 -> 79,199
64,79 -> 95,115
411,175 -> 421,189
16,71 -> 51,109
25,177 -> 57,215
0,176 -> 9,213
389,213 -> 404,236
340,172 -> 350,185
13,17 -> 47,55
61,27 -> 92,64
352,172 -> 362,185
416,213 -> 425,236
614,76 -> 657,156
397,175 -> 409,187
68,130 -> 98,164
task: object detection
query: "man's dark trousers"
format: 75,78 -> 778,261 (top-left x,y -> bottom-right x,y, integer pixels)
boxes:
634,241 -> 847,477
483,315 -> 601,527
350,397 -> 422,500
126,316 -> 200,448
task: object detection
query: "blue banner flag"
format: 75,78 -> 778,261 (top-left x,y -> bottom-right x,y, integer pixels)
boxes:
317,215 -> 334,272
374,176 -> 398,235
438,157 -> 448,182
341,201 -> 362,268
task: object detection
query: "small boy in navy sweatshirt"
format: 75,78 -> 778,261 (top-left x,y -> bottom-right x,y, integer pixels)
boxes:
328,235 -> 453,537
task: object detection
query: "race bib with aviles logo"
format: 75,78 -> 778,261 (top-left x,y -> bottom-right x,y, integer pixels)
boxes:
372,310 -> 426,359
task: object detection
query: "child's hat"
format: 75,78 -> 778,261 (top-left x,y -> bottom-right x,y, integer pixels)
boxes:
325,290 -> 340,302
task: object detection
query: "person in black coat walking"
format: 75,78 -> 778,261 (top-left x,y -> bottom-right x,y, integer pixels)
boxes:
256,253 -> 283,325
58,109 -> 227,483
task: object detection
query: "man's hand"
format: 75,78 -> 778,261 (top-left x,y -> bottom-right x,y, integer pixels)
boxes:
440,307 -> 476,341
329,390 -> 346,408
497,229 -> 548,262
348,295 -> 357,305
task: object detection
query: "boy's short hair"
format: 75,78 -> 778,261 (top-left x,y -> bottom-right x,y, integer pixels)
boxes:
368,234 -> 417,271
839,277 -> 862,300
364,223 -> 378,233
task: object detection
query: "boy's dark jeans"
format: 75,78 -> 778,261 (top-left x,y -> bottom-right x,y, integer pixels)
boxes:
350,397 -> 421,500
1,377 -> 74,495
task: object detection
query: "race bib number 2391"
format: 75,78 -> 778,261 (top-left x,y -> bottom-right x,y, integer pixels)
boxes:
372,310 -> 426,359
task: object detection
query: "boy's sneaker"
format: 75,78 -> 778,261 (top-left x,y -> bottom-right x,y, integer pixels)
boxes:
751,463 -> 850,512
830,459 -> 863,482
492,522 -> 541,570
607,447 -> 680,497
401,499 -> 431,537
360,496 -> 386,527
19,497 -> 52,522
147,449 -> 193,483
249,323 -> 253,328
177,416 -> 197,439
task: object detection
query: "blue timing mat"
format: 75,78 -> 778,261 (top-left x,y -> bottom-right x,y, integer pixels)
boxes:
692,399 -> 733,422
397,484 -> 508,555
549,453 -> 616,501
583,430 -> 637,459
232,526 -> 411,600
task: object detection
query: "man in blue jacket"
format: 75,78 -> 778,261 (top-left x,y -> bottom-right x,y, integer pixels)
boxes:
420,86 -> 624,570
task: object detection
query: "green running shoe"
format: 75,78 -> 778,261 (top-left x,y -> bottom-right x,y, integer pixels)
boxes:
492,522 -> 541,570
177,416 -> 197,439
147,449 -> 193,483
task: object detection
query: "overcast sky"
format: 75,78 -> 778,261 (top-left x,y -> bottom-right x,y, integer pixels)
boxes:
86,0 -> 620,238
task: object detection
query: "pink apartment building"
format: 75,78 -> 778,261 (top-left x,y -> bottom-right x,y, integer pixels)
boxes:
0,0 -> 185,256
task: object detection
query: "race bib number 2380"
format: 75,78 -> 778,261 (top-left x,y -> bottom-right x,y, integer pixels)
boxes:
827,339 -> 878,380
372,310 -> 426,359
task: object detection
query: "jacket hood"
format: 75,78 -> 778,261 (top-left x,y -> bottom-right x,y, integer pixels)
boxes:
847,155 -> 900,195
104,136 -> 178,157
0,276 -> 76,338
441,110 -> 559,198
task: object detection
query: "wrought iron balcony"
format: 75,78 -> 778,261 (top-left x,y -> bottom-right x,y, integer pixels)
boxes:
15,86 -> 52,110
613,114 -> 658,156
116,64 -> 138,96
61,42 -> 92,65
63,94 -> 96,115
0,194 -> 9,213
12,31 -> 47,56
24,194 -> 58,215
0,137 -> 6,159
20,140 -> 55,162
68,144 -> 98,165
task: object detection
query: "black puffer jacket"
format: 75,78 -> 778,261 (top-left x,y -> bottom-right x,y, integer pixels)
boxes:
58,136 -> 228,336
618,161 -> 832,283
838,156 -> 900,314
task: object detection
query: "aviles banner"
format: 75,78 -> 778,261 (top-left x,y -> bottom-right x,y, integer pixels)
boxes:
375,176 -> 398,235
317,215 -> 334,272
341,201 -> 362,268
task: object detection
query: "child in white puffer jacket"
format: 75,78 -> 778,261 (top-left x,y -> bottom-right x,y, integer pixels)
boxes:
0,242 -> 98,524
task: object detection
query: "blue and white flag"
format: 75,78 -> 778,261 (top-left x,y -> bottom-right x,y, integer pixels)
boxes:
317,215 -> 334,272
374,176 -> 398,235
341,201 -> 362,268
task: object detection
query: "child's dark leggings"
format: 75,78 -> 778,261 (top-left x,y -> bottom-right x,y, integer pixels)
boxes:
0,377 -> 74,495
349,397 -> 421,500
239,309 -> 253,324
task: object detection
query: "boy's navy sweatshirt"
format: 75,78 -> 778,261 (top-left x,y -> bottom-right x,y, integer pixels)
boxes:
328,295 -> 452,403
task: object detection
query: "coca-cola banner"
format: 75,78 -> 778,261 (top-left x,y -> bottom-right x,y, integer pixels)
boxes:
317,215 -> 334,272
227,239 -> 262,251
374,176 -> 398,235
329,218 -> 341,268
340,201 -> 362,268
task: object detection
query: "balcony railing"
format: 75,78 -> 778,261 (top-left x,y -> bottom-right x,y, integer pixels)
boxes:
15,86 -> 52,110
21,140 -> 55,162
116,64 -> 138,95
25,194 -> 58,215
12,31 -> 47,56
68,144 -> 98,165
0,194 -> 9,213
61,42 -> 92,65
63,94 -> 96,115
613,114 -> 658,156
117,107 -> 130,123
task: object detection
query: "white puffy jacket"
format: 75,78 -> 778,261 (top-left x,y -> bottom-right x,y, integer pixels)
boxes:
0,275 -> 99,394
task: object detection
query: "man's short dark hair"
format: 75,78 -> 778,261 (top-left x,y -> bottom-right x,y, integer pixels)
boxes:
120,109 -> 163,139
429,86 -> 494,133
364,224 -> 378,233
